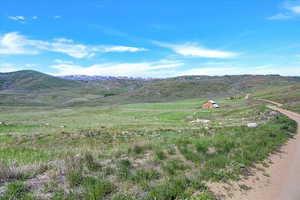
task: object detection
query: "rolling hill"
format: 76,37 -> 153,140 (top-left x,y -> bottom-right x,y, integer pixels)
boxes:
0,70 -> 81,91
0,70 -> 300,107
114,75 -> 300,103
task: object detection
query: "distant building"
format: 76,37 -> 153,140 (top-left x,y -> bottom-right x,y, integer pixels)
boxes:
202,100 -> 220,108
245,94 -> 251,100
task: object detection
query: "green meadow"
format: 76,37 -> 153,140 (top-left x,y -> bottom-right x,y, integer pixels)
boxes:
0,98 -> 297,199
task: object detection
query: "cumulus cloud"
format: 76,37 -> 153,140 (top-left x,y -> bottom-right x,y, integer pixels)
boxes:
268,1 -> 300,20
286,4 -> 300,13
0,32 -> 38,55
154,41 -> 238,59
50,60 -> 184,77
0,32 -> 146,58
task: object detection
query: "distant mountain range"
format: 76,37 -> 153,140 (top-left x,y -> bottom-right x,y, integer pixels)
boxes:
0,70 -> 300,107
58,75 -> 154,81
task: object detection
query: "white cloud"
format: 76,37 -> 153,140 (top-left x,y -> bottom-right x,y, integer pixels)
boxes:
50,60 -> 184,77
179,65 -> 300,76
0,32 -> 146,58
286,5 -> 300,14
268,1 -> 300,20
32,16 -> 38,20
99,46 -> 146,52
0,32 -> 38,55
50,61 -> 300,77
53,16 -> 62,19
8,16 -> 26,23
0,63 -> 23,72
267,13 -> 292,20
54,59 -> 74,64
154,42 -> 238,59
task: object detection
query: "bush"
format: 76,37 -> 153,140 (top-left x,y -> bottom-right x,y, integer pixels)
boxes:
162,160 -> 188,175
117,159 -> 132,180
64,156 -> 84,187
132,145 -> 144,155
145,176 -> 191,200
84,177 -> 115,200
130,168 -> 160,188
189,192 -> 215,200
155,151 -> 167,160
84,153 -> 102,171
1,181 -> 32,200
0,162 -> 30,182
66,170 -> 84,187
112,193 -> 136,200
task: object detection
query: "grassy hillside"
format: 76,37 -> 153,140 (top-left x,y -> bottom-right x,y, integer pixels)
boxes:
0,70 -> 81,90
254,84 -> 300,113
1,70 -> 300,107
113,75 -> 300,104
0,70 -> 150,107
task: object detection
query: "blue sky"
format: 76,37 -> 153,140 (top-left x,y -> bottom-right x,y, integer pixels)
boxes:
0,0 -> 300,77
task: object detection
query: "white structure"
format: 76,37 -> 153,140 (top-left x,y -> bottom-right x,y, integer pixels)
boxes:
208,100 -> 216,104
213,104 -> 220,108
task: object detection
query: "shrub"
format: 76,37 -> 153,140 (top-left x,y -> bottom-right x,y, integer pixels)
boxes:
166,146 -> 176,155
117,159 -> 132,180
112,193 -> 136,200
130,168 -> 160,187
195,140 -> 210,153
189,192 -> 215,200
64,156 -> 84,187
177,144 -> 201,163
84,177 -> 115,200
84,153 -> 102,171
155,151 -> 167,160
1,181 -> 31,200
162,160 -> 188,175
0,162 -> 31,182
66,170 -> 84,187
145,176 -> 191,200
132,145 -> 144,155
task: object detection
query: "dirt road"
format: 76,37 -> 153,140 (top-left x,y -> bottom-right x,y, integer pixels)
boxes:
209,102 -> 300,200
241,105 -> 300,200
257,98 -> 284,107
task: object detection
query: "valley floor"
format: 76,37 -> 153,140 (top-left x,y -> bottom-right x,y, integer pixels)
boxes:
0,98 -> 297,200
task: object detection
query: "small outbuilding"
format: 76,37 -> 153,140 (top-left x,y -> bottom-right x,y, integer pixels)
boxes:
245,94 -> 251,100
202,100 -> 220,109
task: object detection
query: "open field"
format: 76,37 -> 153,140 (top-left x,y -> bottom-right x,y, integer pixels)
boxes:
0,97 -> 297,199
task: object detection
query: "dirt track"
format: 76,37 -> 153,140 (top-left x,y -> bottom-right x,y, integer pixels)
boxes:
240,105 -> 300,200
209,102 -> 300,200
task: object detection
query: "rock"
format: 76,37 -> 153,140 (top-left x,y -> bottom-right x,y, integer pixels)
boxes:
26,175 -> 50,189
185,115 -> 194,121
207,147 -> 217,154
247,123 -> 258,128
0,186 -> 6,196
268,111 -> 278,116
191,119 -> 210,124
0,122 -> 7,126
